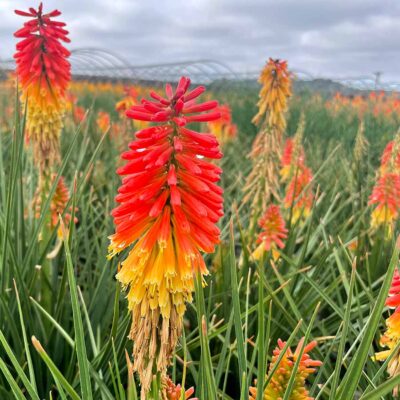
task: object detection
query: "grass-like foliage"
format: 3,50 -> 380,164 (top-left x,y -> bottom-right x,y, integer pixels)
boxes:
1,80 -> 400,399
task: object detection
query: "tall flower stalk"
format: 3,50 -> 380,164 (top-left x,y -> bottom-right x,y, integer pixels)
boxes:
243,59 -> 292,222
108,77 -> 223,397
14,3 -> 71,173
14,4 -> 73,305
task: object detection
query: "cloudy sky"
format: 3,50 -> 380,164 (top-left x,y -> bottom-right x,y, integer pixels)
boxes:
1,0 -> 399,81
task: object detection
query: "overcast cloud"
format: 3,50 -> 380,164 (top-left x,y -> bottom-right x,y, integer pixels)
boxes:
0,0 -> 399,81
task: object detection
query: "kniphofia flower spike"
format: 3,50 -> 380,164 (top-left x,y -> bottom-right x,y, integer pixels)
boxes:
14,3 -> 71,171
375,270 -> 400,395
249,338 -> 322,400
252,58 -> 292,131
369,173 -> 400,235
165,377 -> 197,400
252,204 -> 288,261
109,77 -> 223,396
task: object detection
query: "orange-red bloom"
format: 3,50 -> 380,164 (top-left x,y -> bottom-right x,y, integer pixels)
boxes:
73,106 -> 86,124
109,76 -> 223,396
116,86 -> 148,131
386,270 -> 400,308
165,377 -> 197,400
281,137 -> 305,181
14,3 -> 71,170
369,173 -> 400,234
375,270 -> 400,395
380,140 -> 400,174
249,338 -> 322,400
284,166 -> 314,223
281,114 -> 307,183
116,87 -> 139,114
253,204 -> 287,261
33,175 -> 77,238
96,111 -> 111,134
207,104 -> 237,143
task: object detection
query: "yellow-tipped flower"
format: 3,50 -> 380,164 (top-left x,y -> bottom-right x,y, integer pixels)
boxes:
369,173 -> 400,235
108,77 -> 223,397
284,165 -> 314,224
14,4 -> 71,171
280,114 -> 306,182
369,134 -> 400,236
252,58 -> 292,131
96,111 -> 111,134
33,174 -> 77,237
249,338 -> 322,400
375,270 -> 400,395
207,104 -> 237,144
380,131 -> 400,174
252,204 -> 288,261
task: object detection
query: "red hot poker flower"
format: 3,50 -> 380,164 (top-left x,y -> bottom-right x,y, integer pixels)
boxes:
284,165 -> 314,223
108,77 -> 223,396
280,137 -> 306,181
369,172 -> 400,234
380,139 -> 400,174
165,377 -> 197,400
14,3 -> 71,170
375,269 -> 400,395
249,338 -> 322,400
207,104 -> 238,143
33,174 -> 77,240
253,204 -> 288,261
386,270 -> 400,308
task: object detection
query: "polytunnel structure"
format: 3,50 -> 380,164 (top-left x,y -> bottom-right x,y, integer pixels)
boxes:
69,48 -> 239,84
1,48 -> 400,91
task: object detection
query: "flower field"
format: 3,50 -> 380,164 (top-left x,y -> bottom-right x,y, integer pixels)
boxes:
2,4 -> 400,400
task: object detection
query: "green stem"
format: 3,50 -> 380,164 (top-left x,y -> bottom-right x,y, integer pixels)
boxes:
38,173 -> 53,312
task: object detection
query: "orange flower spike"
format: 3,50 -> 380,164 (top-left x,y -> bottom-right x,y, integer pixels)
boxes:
165,377 -> 197,400
73,106 -> 86,124
280,115 -> 306,182
116,87 -> 139,113
253,204 -> 288,261
280,138 -> 305,181
14,3 -> 71,170
109,76 -> 223,397
116,86 -> 148,131
207,104 -> 237,143
252,58 -> 292,131
249,338 -> 322,400
96,111 -> 111,134
284,166 -> 314,223
281,138 -> 294,170
33,175 -> 77,235
380,135 -> 400,174
369,173 -> 400,234
386,270 -> 400,308
375,270 -> 400,395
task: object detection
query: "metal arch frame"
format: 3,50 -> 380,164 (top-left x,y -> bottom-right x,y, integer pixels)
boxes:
70,48 -> 137,79
1,47 -> 400,91
71,48 -> 133,69
69,49 -> 240,83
